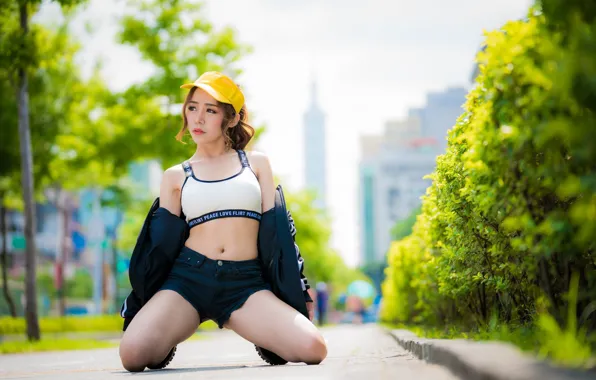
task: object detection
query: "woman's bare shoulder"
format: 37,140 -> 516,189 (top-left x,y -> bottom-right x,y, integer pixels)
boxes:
246,150 -> 274,186
246,150 -> 272,170
162,163 -> 187,190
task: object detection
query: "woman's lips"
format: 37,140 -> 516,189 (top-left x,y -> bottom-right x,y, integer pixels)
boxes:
192,128 -> 205,135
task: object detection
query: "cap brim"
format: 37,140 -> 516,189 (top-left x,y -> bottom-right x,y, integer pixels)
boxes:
180,82 -> 231,106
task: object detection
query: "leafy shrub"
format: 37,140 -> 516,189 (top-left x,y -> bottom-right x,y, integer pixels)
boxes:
0,315 -> 123,335
381,1 -> 596,366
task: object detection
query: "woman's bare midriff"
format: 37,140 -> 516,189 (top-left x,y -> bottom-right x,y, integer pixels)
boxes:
183,217 -> 260,261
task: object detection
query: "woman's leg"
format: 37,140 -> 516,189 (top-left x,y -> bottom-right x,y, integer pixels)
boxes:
224,290 -> 327,364
119,290 -> 200,372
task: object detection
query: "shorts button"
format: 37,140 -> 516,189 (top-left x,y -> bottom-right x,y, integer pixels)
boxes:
217,260 -> 223,266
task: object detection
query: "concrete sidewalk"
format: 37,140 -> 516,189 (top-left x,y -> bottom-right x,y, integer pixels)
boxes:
0,325 -> 458,380
388,329 -> 595,380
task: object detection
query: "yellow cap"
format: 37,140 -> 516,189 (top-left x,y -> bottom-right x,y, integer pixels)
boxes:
180,71 -> 245,113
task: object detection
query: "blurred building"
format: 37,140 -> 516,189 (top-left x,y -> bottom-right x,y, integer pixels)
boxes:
1,160 -> 161,271
358,87 -> 466,264
408,87 -> 468,151
303,80 -> 327,209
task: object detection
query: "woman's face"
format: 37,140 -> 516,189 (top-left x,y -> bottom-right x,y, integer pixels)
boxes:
184,88 -> 226,145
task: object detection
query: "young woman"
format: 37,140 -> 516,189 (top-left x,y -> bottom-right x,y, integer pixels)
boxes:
119,71 -> 327,372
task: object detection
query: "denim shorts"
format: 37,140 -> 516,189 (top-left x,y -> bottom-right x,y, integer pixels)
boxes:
159,246 -> 271,328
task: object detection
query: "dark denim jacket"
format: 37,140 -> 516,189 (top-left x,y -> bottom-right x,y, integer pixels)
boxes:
120,184 -> 311,330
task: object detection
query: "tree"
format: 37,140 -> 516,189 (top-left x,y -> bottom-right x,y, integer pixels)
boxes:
0,187 -> 16,316
107,0 -> 253,167
284,189 -> 368,297
0,0 -> 88,341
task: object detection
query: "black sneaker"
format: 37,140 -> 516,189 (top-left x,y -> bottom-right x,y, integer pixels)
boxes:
255,345 -> 287,365
147,346 -> 177,370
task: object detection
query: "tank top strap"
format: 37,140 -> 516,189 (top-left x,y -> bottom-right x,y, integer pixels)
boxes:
181,161 -> 193,178
236,150 -> 251,168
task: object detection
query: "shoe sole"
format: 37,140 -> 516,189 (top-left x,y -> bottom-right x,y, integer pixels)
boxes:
255,345 -> 288,365
147,346 -> 177,370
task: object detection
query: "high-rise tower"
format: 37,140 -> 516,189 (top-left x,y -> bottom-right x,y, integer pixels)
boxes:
303,80 -> 327,209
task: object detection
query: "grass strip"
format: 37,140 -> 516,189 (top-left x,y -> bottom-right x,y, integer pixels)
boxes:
0,338 -> 117,354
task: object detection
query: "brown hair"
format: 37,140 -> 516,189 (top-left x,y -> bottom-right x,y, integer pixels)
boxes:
176,86 -> 255,150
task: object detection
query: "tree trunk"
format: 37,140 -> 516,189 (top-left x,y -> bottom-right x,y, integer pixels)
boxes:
18,2 -> 40,341
1,192 -> 17,317
56,188 -> 68,317
59,202 -> 68,316
112,211 -> 123,313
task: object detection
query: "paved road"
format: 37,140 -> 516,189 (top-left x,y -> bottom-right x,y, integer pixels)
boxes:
0,325 -> 459,380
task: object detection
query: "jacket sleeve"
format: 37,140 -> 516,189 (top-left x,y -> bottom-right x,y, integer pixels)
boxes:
148,207 -> 188,263
124,200 -> 189,326
287,210 -> 313,303
138,206 -> 188,302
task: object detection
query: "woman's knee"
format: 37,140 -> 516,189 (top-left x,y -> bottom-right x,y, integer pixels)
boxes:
297,332 -> 327,364
119,336 -> 151,372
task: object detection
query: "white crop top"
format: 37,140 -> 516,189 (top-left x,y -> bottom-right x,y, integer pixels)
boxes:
180,150 -> 262,228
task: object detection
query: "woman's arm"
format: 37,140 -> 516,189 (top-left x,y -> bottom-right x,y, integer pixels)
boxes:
159,166 -> 185,216
249,151 -> 275,212
249,151 -> 315,320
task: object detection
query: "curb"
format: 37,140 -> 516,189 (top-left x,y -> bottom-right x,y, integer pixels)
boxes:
387,329 -> 594,380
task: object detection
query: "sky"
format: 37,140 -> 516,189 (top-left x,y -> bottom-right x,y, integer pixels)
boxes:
38,0 -> 533,267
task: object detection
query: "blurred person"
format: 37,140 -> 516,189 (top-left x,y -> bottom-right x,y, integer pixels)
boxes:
119,72 -> 327,372
315,282 -> 329,326
345,295 -> 365,324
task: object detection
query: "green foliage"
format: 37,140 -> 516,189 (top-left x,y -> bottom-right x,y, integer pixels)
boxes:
0,2 -> 40,74
381,215 -> 447,326
65,269 -> 93,299
0,0 -> 93,208
0,314 -> 218,337
381,2 -> 596,368
386,279 -> 596,368
385,321 -> 540,352
101,0 -> 256,169
0,338 -> 116,354
118,0 -> 250,95
2,0 -> 255,206
0,19 -> 84,204
0,314 -> 123,334
536,273 -> 595,367
7,266 -> 93,310
390,206 -> 421,241
13,266 -> 56,298
285,189 -> 368,296
115,195 -> 155,256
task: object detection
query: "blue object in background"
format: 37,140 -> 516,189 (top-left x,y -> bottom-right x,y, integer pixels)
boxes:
66,305 -> 89,315
71,230 -> 86,260
346,280 -> 376,299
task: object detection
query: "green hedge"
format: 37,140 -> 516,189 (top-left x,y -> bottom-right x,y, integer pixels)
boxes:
0,315 -> 220,335
0,339 -> 116,354
381,1 -> 596,367
0,315 -> 124,335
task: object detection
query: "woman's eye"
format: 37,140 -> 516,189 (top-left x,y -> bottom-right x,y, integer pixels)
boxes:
188,106 -> 196,111
207,109 -> 217,114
